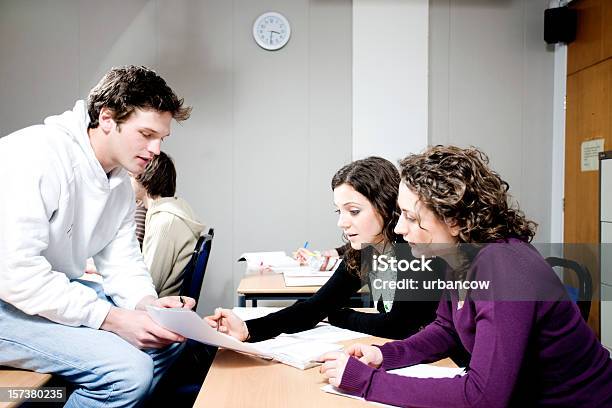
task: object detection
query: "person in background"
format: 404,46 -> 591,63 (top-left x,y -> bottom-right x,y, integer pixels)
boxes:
319,145 -> 612,407
132,151 -> 205,297
293,243 -> 349,264
135,203 -> 147,248
206,156 -> 447,343
0,65 -> 195,408
131,152 -> 211,407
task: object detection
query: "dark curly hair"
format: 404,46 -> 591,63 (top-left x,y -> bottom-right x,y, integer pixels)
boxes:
399,145 -> 536,244
87,65 -> 191,129
331,156 -> 402,276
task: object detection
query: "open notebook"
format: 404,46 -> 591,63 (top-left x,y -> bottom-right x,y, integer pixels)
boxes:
147,306 -> 342,370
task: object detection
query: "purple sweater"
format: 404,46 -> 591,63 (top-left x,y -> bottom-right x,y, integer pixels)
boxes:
340,239 -> 612,407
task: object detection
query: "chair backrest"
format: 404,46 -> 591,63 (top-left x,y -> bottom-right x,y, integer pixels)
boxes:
546,256 -> 592,321
180,228 -> 214,305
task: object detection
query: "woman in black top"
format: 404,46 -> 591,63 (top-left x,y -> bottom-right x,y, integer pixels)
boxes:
206,157 -> 445,342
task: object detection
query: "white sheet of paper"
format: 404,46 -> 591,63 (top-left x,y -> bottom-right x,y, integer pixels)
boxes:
252,337 -> 342,369
272,341 -> 342,368
282,267 -> 334,277
283,275 -> 331,287
388,364 -> 465,379
238,251 -> 300,269
581,138 -> 605,172
146,306 -> 271,358
280,325 -> 369,343
147,306 -> 342,370
232,306 -> 284,321
321,364 -> 466,407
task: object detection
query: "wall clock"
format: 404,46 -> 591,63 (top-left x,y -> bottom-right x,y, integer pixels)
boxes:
253,12 -> 291,51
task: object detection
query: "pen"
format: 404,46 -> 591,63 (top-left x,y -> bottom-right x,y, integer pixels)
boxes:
302,241 -> 317,257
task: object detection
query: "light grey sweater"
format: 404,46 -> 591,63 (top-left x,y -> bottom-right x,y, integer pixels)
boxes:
143,197 -> 205,297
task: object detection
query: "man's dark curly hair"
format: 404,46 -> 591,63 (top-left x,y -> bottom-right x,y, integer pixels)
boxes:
399,145 -> 537,244
87,65 -> 191,129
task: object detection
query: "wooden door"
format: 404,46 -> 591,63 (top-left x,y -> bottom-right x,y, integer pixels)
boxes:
565,0 -> 612,337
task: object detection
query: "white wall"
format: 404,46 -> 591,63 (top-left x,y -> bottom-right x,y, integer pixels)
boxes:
352,0 -> 429,162
551,42 -> 566,243
429,0 -> 557,242
0,0 -> 353,314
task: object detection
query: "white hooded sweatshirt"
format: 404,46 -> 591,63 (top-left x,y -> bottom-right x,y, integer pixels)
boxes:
0,101 -> 157,328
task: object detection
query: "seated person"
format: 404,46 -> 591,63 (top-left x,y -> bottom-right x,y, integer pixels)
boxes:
0,65 -> 195,407
319,145 -> 612,407
132,151 -> 206,297
293,243 -> 350,265
135,203 -> 147,248
206,156 -> 448,342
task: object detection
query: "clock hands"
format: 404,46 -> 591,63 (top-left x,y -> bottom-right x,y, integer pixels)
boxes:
268,30 -> 281,43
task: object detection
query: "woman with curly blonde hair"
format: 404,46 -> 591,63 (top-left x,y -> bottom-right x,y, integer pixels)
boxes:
320,146 -> 612,407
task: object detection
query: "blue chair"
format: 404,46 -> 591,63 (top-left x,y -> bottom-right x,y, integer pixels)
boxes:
546,256 -> 592,321
153,228 -> 215,406
180,228 -> 214,306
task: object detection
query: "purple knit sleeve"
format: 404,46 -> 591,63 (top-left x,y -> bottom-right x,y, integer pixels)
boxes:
339,357 -> 377,395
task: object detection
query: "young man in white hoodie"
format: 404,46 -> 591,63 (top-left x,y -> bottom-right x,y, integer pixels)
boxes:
131,151 -> 205,297
0,66 -> 195,407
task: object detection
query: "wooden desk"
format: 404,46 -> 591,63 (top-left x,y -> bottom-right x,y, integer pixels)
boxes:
194,336 -> 457,407
0,369 -> 52,408
237,274 -> 369,307
237,274 -> 322,306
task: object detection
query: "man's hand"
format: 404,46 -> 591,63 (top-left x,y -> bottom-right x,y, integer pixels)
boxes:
100,306 -> 186,349
135,295 -> 196,311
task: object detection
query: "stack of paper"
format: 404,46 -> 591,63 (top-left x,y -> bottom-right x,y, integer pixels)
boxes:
238,251 -> 300,273
147,306 -> 342,370
282,267 -> 334,287
280,325 -> 369,343
322,364 -> 466,407
253,336 -> 342,370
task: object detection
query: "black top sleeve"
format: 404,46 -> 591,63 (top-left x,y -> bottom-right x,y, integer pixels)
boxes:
245,261 -> 361,342
327,257 -> 445,340
327,300 -> 438,340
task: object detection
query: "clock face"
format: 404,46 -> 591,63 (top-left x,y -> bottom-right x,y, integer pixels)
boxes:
253,12 -> 291,51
